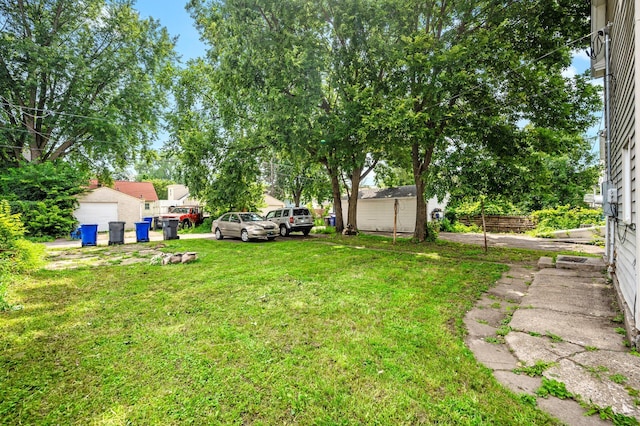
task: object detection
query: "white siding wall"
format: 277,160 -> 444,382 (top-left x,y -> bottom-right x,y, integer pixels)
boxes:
609,0 -> 639,327
340,196 -> 445,233
343,197 -> 417,232
634,0 -> 640,327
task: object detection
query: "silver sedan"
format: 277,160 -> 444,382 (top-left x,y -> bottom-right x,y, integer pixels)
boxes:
211,212 -> 278,242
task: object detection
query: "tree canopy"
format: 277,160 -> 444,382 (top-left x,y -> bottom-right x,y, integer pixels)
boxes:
0,0 -> 176,174
173,0 -> 600,239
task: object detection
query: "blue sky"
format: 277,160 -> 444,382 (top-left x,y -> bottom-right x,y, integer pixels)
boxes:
135,0 -> 206,63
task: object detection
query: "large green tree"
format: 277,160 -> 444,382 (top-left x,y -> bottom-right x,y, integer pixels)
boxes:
185,0 -> 393,231
379,0 -> 600,241
0,0 -> 176,172
181,0 -> 599,239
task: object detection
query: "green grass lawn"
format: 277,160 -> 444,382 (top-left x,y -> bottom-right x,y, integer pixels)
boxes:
1,237 -> 561,424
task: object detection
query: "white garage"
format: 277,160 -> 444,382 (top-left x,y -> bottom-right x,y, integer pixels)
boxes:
74,187 -> 144,231
74,202 -> 118,232
341,185 -> 447,233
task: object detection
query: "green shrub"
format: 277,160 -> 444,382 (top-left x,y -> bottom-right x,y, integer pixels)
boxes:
440,217 -> 482,233
10,200 -> 77,238
530,205 -> 604,236
0,202 -> 44,310
313,226 -> 336,235
450,197 -> 524,217
424,221 -> 439,242
180,217 -> 213,234
0,200 -> 25,249
0,161 -> 88,238
9,239 -> 45,274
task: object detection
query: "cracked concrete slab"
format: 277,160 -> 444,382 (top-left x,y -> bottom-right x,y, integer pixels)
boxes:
509,308 -> 625,350
464,260 -> 640,424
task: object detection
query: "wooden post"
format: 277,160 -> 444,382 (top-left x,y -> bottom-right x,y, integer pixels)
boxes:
393,199 -> 399,244
481,198 -> 488,253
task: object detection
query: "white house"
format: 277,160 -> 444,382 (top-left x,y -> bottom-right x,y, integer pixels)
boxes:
591,0 -> 640,343
340,185 -> 447,233
259,194 -> 286,216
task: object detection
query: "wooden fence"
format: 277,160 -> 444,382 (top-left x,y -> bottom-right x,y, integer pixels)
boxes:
459,215 -> 535,233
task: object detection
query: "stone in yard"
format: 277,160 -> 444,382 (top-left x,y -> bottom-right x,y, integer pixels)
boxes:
181,252 -> 197,263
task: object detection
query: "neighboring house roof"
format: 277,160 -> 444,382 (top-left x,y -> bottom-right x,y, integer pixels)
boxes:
343,185 -> 418,200
114,181 -> 159,201
86,179 -> 159,201
167,184 -> 190,201
264,194 -> 286,206
77,186 -> 145,203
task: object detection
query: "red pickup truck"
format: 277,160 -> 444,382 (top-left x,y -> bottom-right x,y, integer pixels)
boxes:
159,206 -> 205,229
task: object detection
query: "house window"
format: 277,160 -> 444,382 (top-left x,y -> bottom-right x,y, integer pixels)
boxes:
622,141 -> 632,224
145,202 -> 150,210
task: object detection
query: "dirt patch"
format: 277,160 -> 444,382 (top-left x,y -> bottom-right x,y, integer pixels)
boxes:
45,243 -> 169,270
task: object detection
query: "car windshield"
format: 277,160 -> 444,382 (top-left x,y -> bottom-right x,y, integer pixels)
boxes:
239,213 -> 264,222
293,208 -> 310,216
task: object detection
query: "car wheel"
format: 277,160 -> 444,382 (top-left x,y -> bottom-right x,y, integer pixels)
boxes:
241,229 -> 250,242
182,219 -> 192,229
303,229 -> 311,236
279,225 -> 289,237
268,237 -> 276,241
215,228 -> 223,240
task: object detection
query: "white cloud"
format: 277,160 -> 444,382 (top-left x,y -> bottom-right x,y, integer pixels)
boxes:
562,66 -> 578,79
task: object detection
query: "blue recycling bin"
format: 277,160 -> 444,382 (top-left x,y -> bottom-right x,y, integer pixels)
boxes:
70,227 -> 81,240
80,224 -> 98,247
329,214 -> 336,227
135,221 -> 150,243
143,216 -> 153,225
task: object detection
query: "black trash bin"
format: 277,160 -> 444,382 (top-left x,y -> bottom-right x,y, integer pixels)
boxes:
163,218 -> 180,240
108,221 -> 125,245
153,216 -> 162,230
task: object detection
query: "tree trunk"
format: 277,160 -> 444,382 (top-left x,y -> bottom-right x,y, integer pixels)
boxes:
414,174 -> 427,241
320,157 -> 344,233
411,140 -> 435,242
346,166 -> 362,231
330,172 -> 344,233
293,189 -> 302,207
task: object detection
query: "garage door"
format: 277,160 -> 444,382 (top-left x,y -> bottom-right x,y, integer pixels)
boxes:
74,202 -> 118,232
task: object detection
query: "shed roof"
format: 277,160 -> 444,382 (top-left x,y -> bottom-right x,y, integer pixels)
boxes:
347,185 -> 418,200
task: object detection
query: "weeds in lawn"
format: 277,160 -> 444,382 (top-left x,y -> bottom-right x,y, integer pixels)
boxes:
513,361 -> 557,377
610,374 -> 628,385
546,332 -> 564,342
518,394 -> 537,407
586,365 -> 609,380
536,378 -> 572,399
584,404 -> 639,425
0,238 -> 556,425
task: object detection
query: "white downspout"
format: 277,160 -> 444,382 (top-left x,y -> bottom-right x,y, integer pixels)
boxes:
603,25 -> 615,265
634,0 -> 640,328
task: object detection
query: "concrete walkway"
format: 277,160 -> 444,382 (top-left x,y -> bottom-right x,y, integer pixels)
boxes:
439,232 -> 605,254
465,258 -> 640,425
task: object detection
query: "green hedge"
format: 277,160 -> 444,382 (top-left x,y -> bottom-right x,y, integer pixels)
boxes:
530,205 -> 604,237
